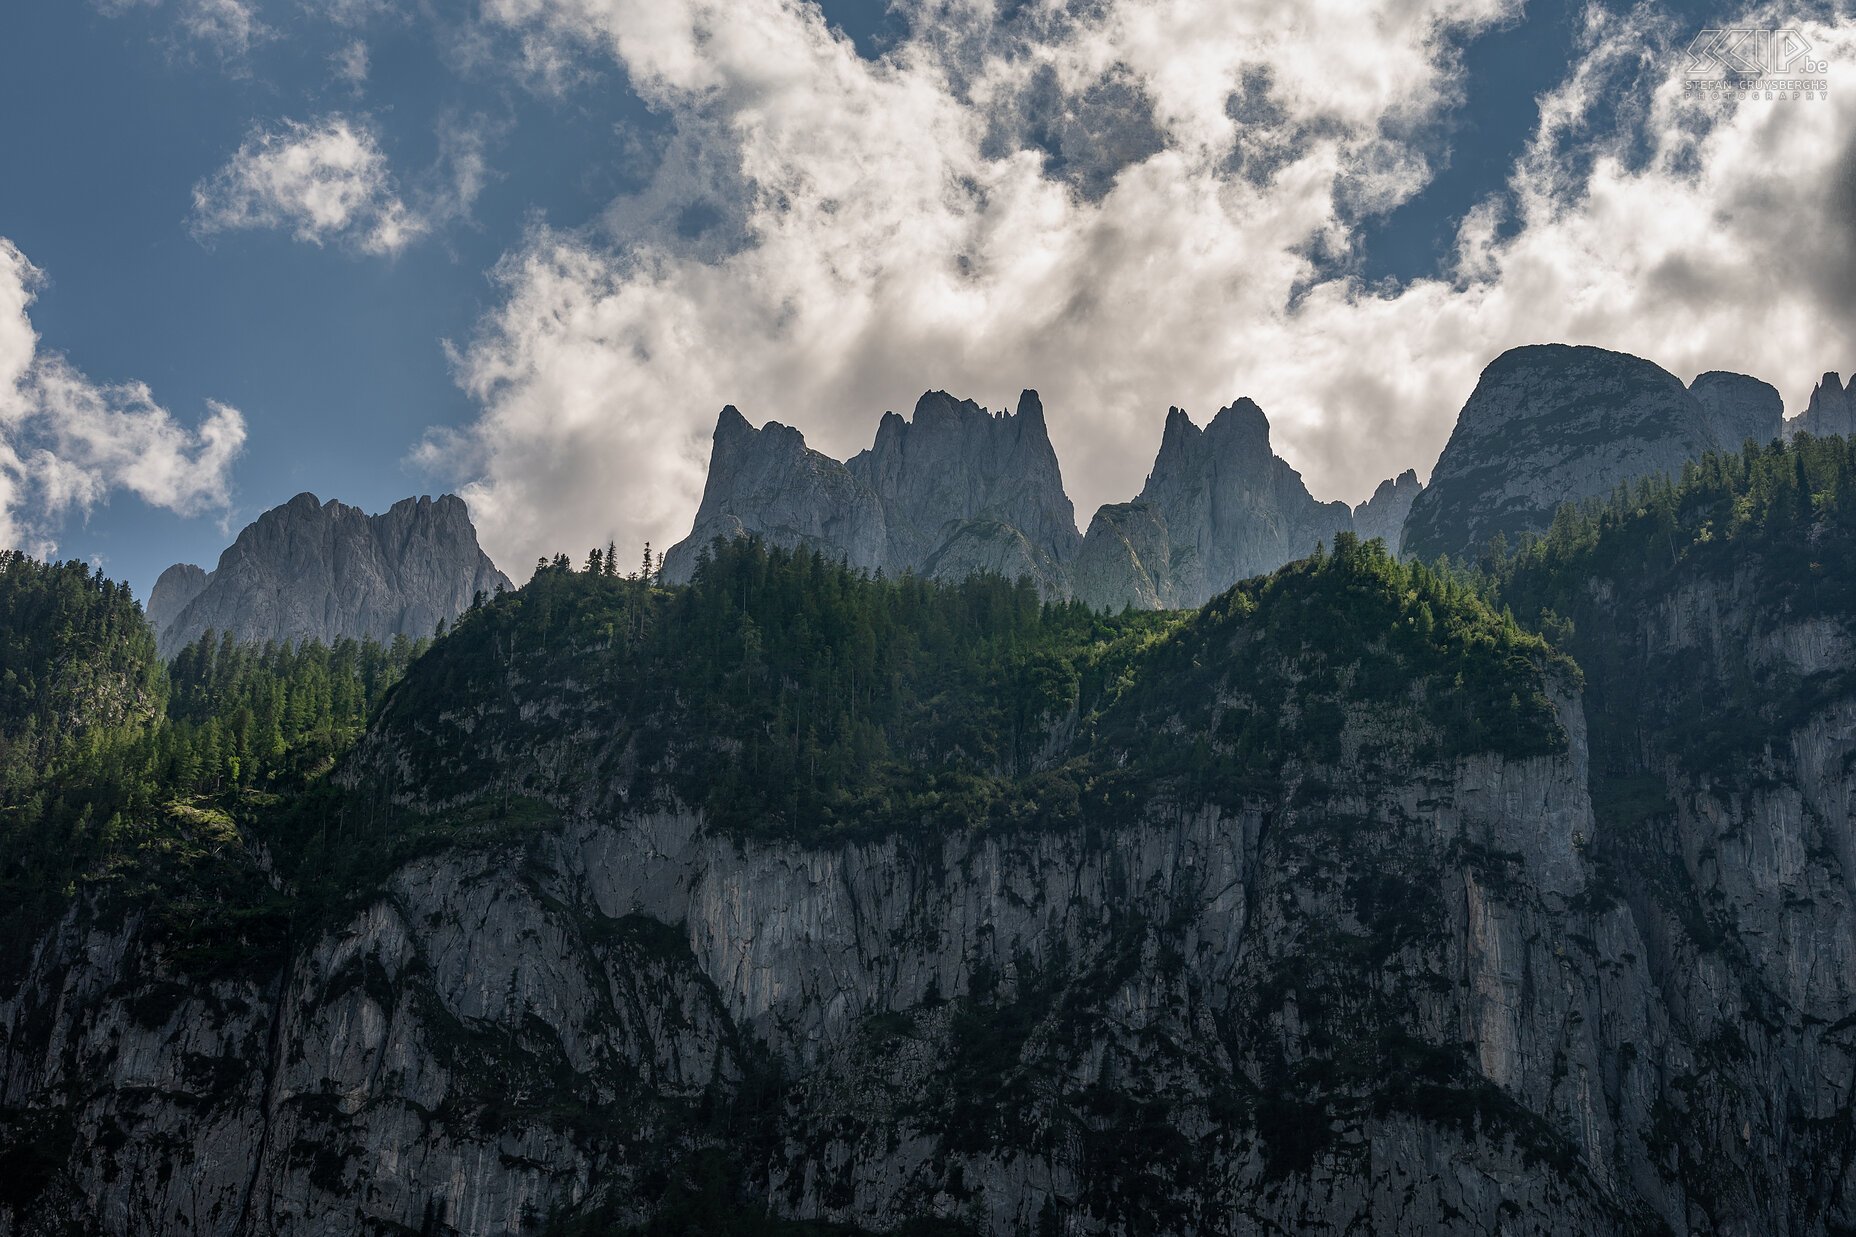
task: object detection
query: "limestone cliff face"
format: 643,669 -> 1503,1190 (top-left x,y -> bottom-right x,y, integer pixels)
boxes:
663,391 -> 1081,598
658,406 -> 887,584
10,550 -> 1853,1234
848,390 -> 1081,580
1787,371 -> 1856,440
1070,501 -> 1169,612
1689,370 -> 1783,449
1403,345 -> 1715,561
153,494 -> 511,658
144,563 -> 209,636
665,390 -> 1388,610
1119,400 -> 1352,608
1351,468 -> 1420,554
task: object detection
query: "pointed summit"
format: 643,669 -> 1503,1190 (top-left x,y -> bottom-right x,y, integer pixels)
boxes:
848,389 -> 1079,582
659,406 -> 886,584
1118,395 -> 1350,607
1352,469 -> 1421,554
1788,371 -> 1856,439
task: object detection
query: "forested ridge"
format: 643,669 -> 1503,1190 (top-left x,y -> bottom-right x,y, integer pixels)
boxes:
1,435 -> 1855,1236
7,435 -> 1854,980
0,551 -> 425,978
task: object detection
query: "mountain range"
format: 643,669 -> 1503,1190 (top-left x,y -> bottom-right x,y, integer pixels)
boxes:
665,343 -> 1809,612
3,417 -> 1855,1233
145,492 -> 511,658
154,344 -> 1833,651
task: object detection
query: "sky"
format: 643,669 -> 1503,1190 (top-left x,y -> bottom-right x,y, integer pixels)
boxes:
0,0 -> 1849,596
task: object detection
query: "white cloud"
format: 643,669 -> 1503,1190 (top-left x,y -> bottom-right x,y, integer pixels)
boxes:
320,0 -> 403,25
192,115 -> 427,255
332,38 -> 370,87
0,240 -> 246,557
428,112 -> 502,225
424,0 -> 1856,573
178,0 -> 270,57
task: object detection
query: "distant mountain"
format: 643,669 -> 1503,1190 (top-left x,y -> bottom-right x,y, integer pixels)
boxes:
1689,370 -> 1783,449
657,406 -> 887,586
1351,469 -> 1421,555
1786,371 -> 1856,440
848,389 -> 1082,587
663,390 -> 1082,597
667,390 -> 1368,610
1069,401 -> 1354,610
144,563 -> 210,637
152,492 -> 511,657
1402,344 -> 1716,562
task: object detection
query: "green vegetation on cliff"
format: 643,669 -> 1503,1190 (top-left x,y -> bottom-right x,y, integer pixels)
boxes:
0,551 -> 425,976
1491,433 -> 1856,782
359,531 -> 1567,848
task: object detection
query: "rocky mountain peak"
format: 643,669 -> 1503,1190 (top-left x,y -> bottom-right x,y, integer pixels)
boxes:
848,388 -> 1080,574
152,492 -> 511,657
1689,370 -> 1783,449
1126,395 -> 1352,608
1790,370 -> 1855,439
659,407 -> 886,583
1401,344 -> 1713,561
144,562 -> 210,635
1352,468 -> 1421,554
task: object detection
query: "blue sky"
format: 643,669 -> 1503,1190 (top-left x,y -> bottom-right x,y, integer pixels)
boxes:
0,0 -> 1842,597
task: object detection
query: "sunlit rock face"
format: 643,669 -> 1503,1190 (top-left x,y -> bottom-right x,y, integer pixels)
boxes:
153,492 -> 511,657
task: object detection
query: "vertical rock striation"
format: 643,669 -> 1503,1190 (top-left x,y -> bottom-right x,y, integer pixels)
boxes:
658,406 -> 887,584
1112,400 -> 1353,608
153,493 -> 511,658
1402,344 -> 1715,561
1689,370 -> 1784,449
1351,468 -> 1421,554
1786,371 -> 1856,440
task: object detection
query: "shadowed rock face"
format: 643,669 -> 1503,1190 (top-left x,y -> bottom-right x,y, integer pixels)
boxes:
1402,344 -> 1715,562
153,493 -> 511,657
663,390 -> 1082,598
1071,501 -> 1170,612
1352,469 -> 1421,555
1120,399 -> 1353,608
13,516 -> 1855,1235
1689,371 -> 1784,449
1788,371 -> 1856,440
659,407 -> 887,585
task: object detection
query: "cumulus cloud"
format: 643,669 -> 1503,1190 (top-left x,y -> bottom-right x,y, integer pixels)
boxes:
192,115 -> 427,255
424,0 -> 1856,573
0,240 -> 246,557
